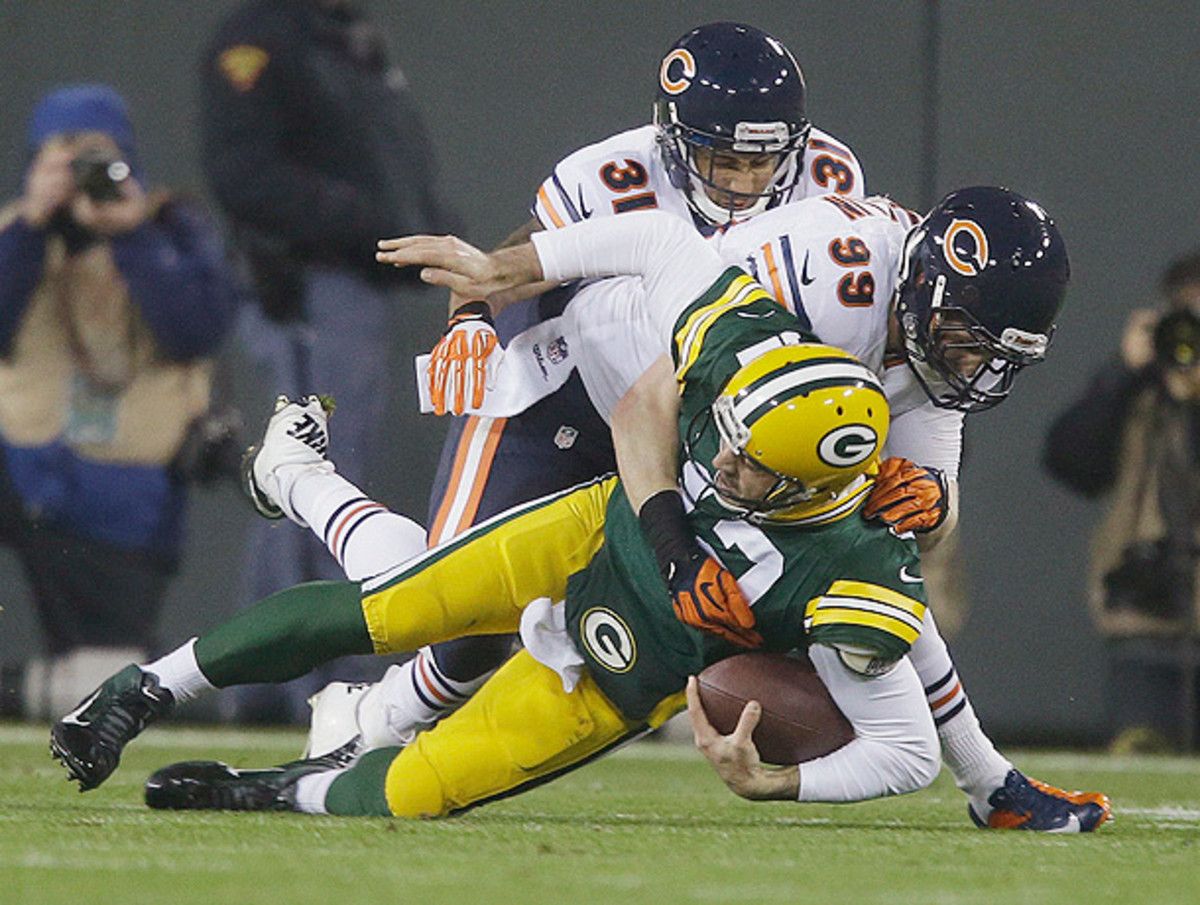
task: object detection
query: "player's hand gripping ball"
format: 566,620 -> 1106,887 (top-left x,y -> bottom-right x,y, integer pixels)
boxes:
696,651 -> 854,764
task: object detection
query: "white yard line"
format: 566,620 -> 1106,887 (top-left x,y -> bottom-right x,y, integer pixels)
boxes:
5,721 -> 1198,777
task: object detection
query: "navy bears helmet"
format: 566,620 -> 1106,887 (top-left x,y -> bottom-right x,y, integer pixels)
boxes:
653,22 -> 811,225
894,186 -> 1070,413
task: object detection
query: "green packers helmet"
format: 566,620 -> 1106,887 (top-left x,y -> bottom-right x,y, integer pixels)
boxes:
707,343 -> 889,523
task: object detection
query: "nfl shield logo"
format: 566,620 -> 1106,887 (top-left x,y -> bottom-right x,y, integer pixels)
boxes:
554,425 -> 578,450
547,337 -> 569,364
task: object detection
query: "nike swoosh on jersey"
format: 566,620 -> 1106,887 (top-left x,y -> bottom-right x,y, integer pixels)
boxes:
800,251 -> 815,286
898,566 -> 923,584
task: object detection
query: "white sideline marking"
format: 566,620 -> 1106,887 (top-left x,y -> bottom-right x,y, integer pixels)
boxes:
1119,807 -> 1200,823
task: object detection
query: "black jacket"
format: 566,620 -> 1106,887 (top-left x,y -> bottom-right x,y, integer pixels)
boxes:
1043,359 -> 1156,497
200,0 -> 456,312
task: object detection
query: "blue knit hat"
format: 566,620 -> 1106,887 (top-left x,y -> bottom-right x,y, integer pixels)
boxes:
28,84 -> 136,159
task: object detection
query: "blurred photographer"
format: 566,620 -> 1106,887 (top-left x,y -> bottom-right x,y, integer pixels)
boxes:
0,85 -> 238,717
1044,251 -> 1200,752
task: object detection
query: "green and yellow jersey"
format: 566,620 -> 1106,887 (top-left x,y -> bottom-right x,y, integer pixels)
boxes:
565,268 -> 926,719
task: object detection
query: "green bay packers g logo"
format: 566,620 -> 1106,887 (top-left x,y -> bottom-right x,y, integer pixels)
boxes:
942,218 -> 990,276
581,608 -> 637,673
660,48 -> 696,95
818,424 -> 878,467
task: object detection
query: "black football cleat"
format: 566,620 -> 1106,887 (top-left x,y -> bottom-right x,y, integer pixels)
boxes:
51,664 -> 175,791
144,741 -> 360,812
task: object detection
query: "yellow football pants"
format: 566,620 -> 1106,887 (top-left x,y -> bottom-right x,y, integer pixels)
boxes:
382,648 -> 684,817
360,475 -> 615,655
356,475 -> 685,817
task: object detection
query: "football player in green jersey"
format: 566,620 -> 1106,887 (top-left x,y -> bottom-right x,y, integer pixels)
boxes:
52,202 -> 1109,832
52,240 -> 944,816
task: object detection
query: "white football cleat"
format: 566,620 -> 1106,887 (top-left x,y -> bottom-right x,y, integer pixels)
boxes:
241,395 -> 335,526
303,662 -> 449,758
303,681 -> 371,758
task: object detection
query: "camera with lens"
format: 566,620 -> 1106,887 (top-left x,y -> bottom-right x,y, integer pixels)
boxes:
1152,307 -> 1200,370
69,146 -> 132,202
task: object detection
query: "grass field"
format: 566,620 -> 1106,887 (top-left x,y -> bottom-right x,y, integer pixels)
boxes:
1,721 -> 1198,905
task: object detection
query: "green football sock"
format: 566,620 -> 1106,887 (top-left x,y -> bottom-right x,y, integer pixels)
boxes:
195,580 -> 374,688
324,747 -> 398,816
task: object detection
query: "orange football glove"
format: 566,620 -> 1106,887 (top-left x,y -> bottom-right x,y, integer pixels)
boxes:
639,489 -> 762,648
670,557 -> 763,648
427,301 -> 500,415
863,457 -> 948,534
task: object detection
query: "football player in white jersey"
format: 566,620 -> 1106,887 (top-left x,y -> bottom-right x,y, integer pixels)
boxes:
414,21 -> 866,747
532,31 -> 862,237
51,186 -> 1110,832
367,186 -> 1110,832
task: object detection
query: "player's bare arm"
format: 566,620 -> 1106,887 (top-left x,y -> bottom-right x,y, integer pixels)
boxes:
487,217 -> 566,313
611,354 -> 681,514
440,217 -> 558,317
686,676 -> 800,801
376,234 -> 544,302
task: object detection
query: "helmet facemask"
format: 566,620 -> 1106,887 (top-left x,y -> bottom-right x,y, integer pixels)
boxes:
898,270 -> 1053,414
655,98 -> 809,226
893,186 -> 1067,413
681,344 -> 888,525
710,394 -> 815,514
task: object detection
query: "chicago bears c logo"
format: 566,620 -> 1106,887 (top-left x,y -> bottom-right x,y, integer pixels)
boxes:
660,49 -> 696,95
817,424 -> 878,468
580,608 -> 636,673
942,219 -> 990,276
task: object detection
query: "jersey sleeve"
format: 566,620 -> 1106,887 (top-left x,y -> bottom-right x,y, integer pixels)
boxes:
530,210 -> 723,344
883,396 -> 965,479
803,535 -> 928,662
533,167 -> 591,230
532,127 -> 666,230
804,578 -> 926,662
799,130 -> 867,199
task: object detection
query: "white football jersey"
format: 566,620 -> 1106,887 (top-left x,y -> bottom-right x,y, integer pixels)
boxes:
454,198 -> 964,478
716,194 -> 963,477
558,196 -> 965,477
532,124 -> 864,232
715,194 -> 918,373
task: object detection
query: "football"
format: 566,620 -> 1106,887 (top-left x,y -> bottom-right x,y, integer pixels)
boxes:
696,651 -> 854,765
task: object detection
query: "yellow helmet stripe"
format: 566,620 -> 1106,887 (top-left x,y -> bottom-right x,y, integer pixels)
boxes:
674,271 -> 773,379
733,360 -> 884,424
